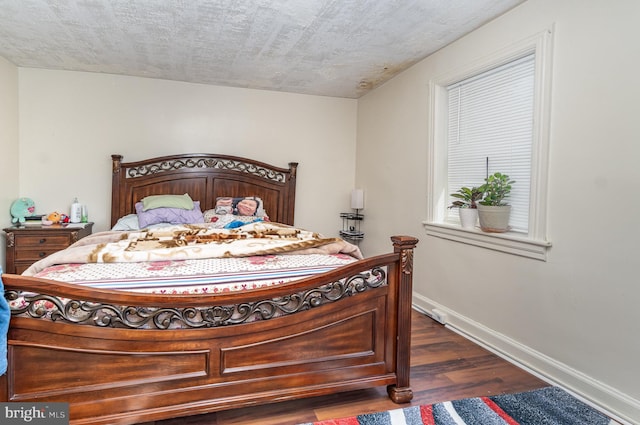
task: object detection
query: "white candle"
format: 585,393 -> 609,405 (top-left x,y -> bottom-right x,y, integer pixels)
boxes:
351,189 -> 364,210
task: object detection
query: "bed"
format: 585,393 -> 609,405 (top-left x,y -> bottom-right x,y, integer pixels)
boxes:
0,153 -> 418,425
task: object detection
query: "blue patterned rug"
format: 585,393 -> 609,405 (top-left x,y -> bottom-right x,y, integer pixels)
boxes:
301,387 -> 616,425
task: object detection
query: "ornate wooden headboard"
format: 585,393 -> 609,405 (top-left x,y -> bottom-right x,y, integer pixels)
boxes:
111,154 -> 298,228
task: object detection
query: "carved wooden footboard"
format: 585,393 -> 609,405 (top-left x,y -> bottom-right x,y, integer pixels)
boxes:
1,236 -> 417,425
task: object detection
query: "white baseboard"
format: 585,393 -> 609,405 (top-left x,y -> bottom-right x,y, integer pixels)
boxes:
412,293 -> 640,425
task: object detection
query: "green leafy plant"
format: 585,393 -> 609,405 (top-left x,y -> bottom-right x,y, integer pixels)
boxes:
478,172 -> 515,206
449,186 -> 483,209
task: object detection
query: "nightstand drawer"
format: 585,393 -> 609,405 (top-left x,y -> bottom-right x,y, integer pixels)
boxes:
14,263 -> 34,275
15,248 -> 65,262
15,234 -> 71,249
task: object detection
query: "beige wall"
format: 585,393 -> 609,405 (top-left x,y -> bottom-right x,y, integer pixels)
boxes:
17,69 -> 357,234
0,57 -> 19,271
357,0 -> 640,422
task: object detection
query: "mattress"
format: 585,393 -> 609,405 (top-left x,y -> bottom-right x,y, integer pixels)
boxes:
31,253 -> 358,294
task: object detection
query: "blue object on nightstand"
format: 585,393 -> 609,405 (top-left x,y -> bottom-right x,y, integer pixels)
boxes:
10,197 -> 36,224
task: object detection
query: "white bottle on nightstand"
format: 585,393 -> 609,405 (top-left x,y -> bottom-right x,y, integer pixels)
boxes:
70,197 -> 82,223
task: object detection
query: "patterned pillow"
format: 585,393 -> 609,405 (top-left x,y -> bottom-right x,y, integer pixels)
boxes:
135,201 -> 204,228
213,196 -> 266,217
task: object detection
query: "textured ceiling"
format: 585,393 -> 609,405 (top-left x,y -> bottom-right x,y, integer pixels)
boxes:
0,0 -> 525,98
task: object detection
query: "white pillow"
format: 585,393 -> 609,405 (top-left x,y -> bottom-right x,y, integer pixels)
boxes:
111,214 -> 140,231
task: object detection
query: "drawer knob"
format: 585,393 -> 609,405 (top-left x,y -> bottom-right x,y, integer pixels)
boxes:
39,238 -> 47,244
39,252 -> 46,258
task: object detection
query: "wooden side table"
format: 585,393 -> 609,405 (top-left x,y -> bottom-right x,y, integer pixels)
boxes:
3,222 -> 93,274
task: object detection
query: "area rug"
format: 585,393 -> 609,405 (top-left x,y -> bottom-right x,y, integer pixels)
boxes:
301,387 -> 617,425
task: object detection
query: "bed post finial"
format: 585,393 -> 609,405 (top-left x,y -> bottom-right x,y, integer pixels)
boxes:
112,154 -> 123,174
388,235 -> 418,404
391,236 -> 418,275
288,162 -> 298,179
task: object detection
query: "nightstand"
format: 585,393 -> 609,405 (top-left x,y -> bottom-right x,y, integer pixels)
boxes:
3,222 -> 93,274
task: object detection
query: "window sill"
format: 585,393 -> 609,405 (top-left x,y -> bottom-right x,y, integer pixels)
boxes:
422,221 -> 552,261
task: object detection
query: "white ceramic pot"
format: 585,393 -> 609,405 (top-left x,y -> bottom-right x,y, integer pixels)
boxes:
477,204 -> 511,232
458,208 -> 478,229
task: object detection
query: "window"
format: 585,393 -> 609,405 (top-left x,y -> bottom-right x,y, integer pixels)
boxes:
447,54 -> 534,232
424,28 -> 553,260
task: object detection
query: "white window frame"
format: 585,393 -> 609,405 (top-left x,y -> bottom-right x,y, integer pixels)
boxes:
423,27 -> 554,261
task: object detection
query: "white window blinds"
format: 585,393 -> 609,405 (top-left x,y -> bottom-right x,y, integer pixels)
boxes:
446,53 -> 535,232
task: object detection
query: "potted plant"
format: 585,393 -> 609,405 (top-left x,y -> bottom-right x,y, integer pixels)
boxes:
448,186 -> 482,229
477,172 -> 515,232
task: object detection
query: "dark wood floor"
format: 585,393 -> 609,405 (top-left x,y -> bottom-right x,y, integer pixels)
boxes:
144,310 -> 549,425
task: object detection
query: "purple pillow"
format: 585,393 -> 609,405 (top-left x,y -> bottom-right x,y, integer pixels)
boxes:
135,201 -> 204,228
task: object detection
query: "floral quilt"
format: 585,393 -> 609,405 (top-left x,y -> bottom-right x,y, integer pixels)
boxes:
23,221 -> 363,276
